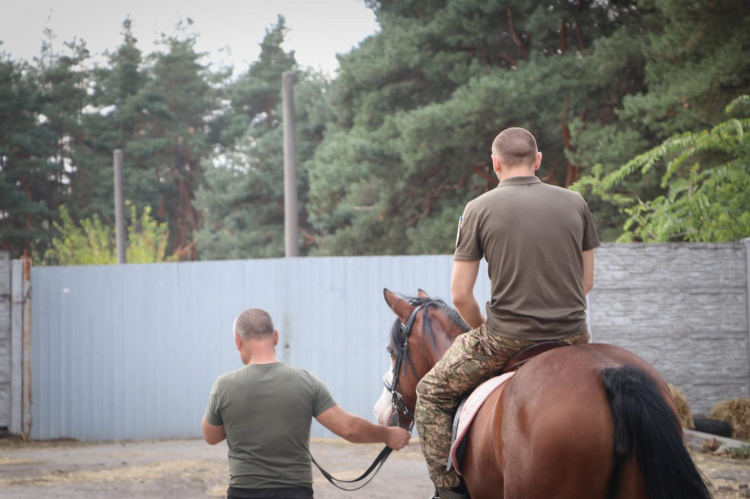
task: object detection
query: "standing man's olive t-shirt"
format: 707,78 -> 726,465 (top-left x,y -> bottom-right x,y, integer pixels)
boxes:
455,176 -> 600,340
204,362 -> 337,489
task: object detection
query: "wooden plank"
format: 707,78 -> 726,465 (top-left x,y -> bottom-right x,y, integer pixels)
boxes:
0,251 -> 9,429
0,339 -> 9,383
0,252 -> 9,295
0,301 -> 8,339
10,260 -> 23,434
0,383 -> 8,427
0,251 -> 9,340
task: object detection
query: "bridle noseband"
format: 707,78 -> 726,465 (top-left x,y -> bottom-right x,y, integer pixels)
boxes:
383,304 -> 424,430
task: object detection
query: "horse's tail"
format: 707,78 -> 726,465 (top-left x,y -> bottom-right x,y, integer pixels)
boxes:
602,365 -> 712,499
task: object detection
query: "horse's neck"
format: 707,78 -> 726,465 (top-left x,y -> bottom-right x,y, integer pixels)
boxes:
431,323 -> 464,363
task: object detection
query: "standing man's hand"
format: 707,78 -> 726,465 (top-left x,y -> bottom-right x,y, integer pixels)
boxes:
385,427 -> 411,450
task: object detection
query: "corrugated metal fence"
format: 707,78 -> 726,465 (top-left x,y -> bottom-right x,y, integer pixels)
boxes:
30,244 -> 750,441
31,255 -> 485,440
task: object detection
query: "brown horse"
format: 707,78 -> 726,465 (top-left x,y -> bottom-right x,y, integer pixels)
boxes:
374,289 -> 712,499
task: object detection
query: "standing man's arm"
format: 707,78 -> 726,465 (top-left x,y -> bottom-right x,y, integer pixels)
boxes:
451,259 -> 485,329
202,416 -> 226,445
315,406 -> 410,450
582,249 -> 594,296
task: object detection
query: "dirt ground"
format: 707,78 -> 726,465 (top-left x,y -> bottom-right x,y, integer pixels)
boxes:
0,436 -> 748,498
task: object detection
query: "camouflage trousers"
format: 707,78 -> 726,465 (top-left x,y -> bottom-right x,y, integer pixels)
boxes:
414,324 -> 590,489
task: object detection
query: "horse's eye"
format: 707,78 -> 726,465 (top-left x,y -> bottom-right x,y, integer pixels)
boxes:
386,346 -> 394,357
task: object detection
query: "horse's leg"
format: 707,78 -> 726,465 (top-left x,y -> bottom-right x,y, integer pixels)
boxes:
462,389 -> 506,499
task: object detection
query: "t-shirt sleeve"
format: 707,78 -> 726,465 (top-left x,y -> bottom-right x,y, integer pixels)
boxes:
581,202 -> 600,251
308,373 -> 337,417
454,203 -> 483,261
204,378 -> 224,426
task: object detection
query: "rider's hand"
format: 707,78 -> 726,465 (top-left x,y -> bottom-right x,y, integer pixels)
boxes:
385,427 -> 411,450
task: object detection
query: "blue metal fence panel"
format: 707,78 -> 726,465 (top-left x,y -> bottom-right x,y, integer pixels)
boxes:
31,255 -> 489,441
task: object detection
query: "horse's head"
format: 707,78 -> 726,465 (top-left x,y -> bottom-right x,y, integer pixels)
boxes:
374,288 -> 469,428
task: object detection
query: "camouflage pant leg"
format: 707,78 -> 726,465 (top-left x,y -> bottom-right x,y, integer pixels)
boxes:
415,324 -> 509,489
414,326 -> 590,489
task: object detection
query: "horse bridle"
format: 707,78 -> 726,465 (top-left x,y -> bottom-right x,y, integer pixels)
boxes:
308,303 -> 425,491
383,304 -> 424,431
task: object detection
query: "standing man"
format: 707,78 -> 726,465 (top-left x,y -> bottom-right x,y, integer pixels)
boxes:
202,308 -> 410,499
415,127 -> 600,499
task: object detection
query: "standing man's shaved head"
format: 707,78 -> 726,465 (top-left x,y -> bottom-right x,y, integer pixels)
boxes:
492,127 -> 538,168
233,309 -> 275,341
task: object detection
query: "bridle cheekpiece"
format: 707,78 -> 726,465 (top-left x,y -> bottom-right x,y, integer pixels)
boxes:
383,304 -> 424,431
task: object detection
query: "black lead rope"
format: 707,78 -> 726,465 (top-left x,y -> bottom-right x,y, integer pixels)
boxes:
309,446 -> 393,491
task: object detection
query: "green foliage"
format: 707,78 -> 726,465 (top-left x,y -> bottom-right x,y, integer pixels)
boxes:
0,53 -> 55,255
43,204 -> 173,265
4,3 -> 750,259
2,19 -> 228,259
620,0 -> 750,136
572,96 -> 750,242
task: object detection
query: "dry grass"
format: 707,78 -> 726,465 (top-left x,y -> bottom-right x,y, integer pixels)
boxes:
669,383 -> 695,429
692,451 -> 750,498
0,460 -> 215,487
0,456 -> 38,465
709,399 -> 750,440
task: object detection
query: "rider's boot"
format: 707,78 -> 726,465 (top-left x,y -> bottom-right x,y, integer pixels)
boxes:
431,479 -> 470,499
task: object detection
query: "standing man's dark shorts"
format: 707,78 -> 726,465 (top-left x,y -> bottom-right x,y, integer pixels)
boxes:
227,486 -> 313,498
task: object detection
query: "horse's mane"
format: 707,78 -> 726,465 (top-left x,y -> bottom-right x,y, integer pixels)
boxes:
389,296 -> 470,369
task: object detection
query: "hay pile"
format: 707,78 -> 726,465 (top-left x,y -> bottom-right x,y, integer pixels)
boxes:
668,383 -> 694,429
708,399 -> 750,441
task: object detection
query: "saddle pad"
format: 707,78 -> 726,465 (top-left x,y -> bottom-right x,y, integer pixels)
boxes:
449,372 -> 515,476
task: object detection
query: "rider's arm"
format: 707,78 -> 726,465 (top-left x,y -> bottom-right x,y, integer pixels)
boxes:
451,259 -> 485,329
582,249 -> 594,295
315,405 -> 410,450
201,416 -> 226,445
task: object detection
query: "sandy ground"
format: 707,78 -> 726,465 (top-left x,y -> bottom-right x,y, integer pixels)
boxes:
0,437 -> 431,498
0,436 -> 748,498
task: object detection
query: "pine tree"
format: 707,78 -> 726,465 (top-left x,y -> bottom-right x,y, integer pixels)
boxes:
195,16 -> 327,259
0,54 -> 53,256
0,33 -> 91,256
308,0 -> 648,254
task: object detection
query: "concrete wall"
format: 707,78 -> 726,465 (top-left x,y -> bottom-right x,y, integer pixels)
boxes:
590,243 -> 748,414
29,243 -> 749,440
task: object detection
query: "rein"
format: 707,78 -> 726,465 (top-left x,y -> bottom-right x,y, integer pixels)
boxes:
309,304 -> 425,491
309,446 -> 393,491
384,304 -> 425,429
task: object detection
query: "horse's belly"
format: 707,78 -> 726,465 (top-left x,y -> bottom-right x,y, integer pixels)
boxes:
463,388 -> 505,499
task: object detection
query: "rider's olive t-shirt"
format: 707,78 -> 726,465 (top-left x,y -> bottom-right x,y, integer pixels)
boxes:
204,362 -> 337,489
455,176 -> 599,340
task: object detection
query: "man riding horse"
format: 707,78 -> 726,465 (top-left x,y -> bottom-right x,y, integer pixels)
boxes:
416,127 -> 599,499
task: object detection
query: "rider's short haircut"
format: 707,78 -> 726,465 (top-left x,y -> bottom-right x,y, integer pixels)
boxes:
492,127 -> 538,168
233,308 -> 275,340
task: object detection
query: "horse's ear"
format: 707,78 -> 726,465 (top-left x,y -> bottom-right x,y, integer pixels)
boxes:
383,288 -> 415,324
417,289 -> 429,298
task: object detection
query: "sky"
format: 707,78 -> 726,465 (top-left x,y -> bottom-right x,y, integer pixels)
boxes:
0,0 -> 380,75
